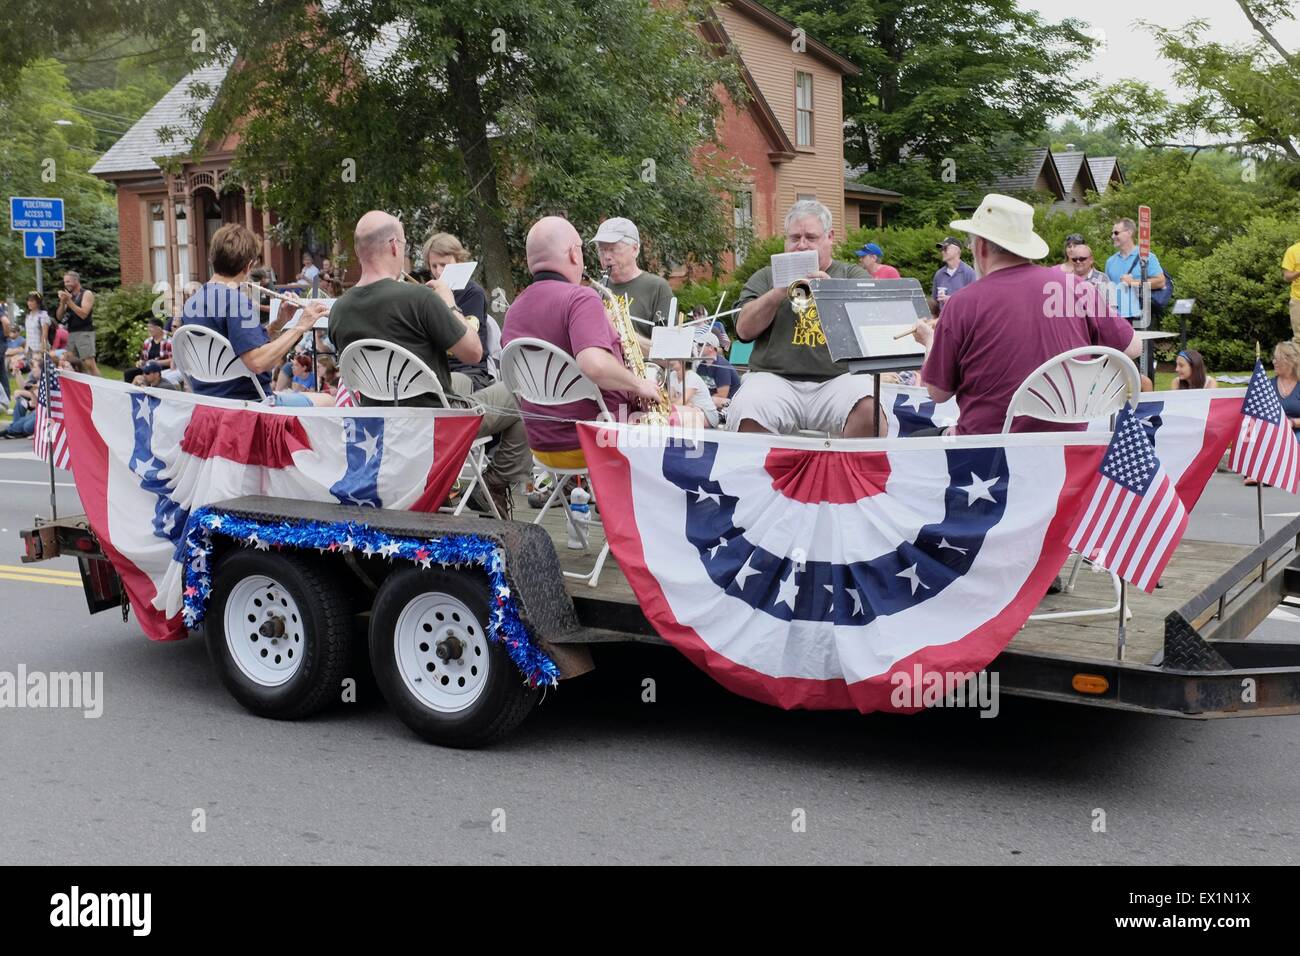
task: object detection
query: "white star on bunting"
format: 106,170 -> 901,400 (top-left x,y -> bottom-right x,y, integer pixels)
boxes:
958,473 -> 998,506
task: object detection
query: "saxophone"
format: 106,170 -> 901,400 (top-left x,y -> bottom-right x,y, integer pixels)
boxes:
590,271 -> 671,424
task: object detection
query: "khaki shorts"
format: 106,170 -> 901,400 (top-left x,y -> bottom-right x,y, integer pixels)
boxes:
68,330 -> 97,361
1290,299 -> 1300,345
725,371 -> 874,435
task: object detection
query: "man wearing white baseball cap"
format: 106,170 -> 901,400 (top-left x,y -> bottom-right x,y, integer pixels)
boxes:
590,217 -> 675,327
911,193 -> 1141,435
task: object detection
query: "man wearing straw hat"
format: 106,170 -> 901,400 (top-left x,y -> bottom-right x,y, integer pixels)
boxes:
910,194 -> 1142,435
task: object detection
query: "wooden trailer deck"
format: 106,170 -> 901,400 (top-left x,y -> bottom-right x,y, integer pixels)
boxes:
521,497 -> 1260,666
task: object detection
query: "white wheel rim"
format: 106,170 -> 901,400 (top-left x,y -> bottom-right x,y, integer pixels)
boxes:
224,574 -> 306,687
394,592 -> 489,713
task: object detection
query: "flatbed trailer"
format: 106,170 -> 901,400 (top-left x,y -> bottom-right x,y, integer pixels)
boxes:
20,496 -> 1300,746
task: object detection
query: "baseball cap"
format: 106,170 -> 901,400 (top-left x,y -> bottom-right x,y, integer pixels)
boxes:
589,217 -> 640,246
936,237 -> 963,250
854,242 -> 884,258
142,361 -> 164,374
698,331 -> 720,349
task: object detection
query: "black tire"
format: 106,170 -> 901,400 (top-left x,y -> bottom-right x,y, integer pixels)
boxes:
369,567 -> 539,748
207,548 -> 353,720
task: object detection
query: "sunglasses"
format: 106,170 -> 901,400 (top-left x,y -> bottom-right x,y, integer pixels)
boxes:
1069,255 -> 1092,263
1111,230 -> 1126,236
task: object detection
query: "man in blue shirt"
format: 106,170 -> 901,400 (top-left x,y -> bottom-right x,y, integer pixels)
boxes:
931,237 -> 977,311
695,332 -> 741,407
1104,217 -> 1166,320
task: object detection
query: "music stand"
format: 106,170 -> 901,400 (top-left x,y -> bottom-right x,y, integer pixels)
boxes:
812,277 -> 931,435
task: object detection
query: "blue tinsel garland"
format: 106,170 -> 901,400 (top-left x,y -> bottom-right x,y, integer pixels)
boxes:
181,506 -> 560,687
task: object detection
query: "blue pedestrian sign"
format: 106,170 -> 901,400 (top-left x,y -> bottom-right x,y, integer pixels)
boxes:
9,197 -> 65,231
24,231 -> 56,259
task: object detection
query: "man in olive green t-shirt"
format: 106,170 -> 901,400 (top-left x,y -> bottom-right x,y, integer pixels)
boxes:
328,211 -> 532,515
590,217 -> 675,326
728,200 -> 877,436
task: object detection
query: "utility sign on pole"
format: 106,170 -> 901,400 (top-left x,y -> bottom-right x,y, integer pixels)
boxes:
23,230 -> 56,259
9,196 -> 66,232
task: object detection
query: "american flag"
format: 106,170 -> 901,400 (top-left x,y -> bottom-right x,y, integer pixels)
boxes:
334,383 -> 356,408
1229,360 -> 1300,494
1067,405 -> 1189,593
34,360 -> 70,470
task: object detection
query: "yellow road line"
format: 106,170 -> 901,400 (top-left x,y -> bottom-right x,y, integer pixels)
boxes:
0,571 -> 81,587
0,563 -> 82,579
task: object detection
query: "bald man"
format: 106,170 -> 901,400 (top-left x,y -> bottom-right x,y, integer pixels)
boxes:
500,216 -> 662,465
328,210 -> 530,518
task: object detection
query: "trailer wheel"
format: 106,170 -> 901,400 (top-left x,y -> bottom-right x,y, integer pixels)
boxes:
369,567 -> 539,748
207,549 -> 352,720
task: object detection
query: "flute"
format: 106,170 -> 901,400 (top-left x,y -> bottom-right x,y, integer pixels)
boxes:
246,281 -> 312,306
399,271 -> 423,285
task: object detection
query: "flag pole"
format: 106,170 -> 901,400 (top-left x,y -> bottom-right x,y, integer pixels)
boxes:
43,352 -> 57,520
1116,581 -> 1127,662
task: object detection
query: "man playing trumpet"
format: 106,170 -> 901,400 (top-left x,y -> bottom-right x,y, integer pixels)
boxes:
728,199 -> 876,436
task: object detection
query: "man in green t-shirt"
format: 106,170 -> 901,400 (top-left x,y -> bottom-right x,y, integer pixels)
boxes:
729,200 -> 877,436
590,217 -> 675,327
329,211 -> 530,516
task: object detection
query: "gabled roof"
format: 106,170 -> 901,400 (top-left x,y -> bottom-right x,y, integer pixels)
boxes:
842,163 -> 903,199
1088,156 -> 1126,193
89,62 -> 230,179
700,14 -> 797,162
988,147 -> 1064,199
720,0 -> 860,76
1052,150 -> 1098,196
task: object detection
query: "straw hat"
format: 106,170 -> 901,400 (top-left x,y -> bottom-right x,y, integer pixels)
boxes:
949,193 -> 1049,261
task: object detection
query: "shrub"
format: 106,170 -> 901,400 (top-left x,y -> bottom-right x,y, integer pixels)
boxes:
92,284 -> 157,369
836,224 -> 952,284
1170,216 -> 1296,370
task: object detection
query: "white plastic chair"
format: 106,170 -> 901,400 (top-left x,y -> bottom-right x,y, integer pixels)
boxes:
337,339 -> 500,520
1006,347 -> 1141,650
484,315 -> 504,380
499,337 -> 612,587
171,324 -> 267,400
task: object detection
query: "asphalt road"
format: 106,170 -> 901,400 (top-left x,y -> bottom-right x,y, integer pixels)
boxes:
0,446 -> 1296,865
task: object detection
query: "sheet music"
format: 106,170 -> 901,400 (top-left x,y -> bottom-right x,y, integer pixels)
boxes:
770,250 -> 819,288
439,260 -> 478,291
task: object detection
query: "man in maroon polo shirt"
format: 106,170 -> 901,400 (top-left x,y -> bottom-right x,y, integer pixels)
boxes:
912,194 -> 1142,435
500,216 -> 662,461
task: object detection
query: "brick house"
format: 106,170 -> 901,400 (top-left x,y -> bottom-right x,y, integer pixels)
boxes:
93,2 -> 860,294
703,0 -> 859,269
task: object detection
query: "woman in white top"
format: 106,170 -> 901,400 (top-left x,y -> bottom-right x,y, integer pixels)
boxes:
667,360 -> 720,427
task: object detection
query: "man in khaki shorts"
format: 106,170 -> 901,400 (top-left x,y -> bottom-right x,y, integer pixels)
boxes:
1283,238 -> 1300,346
55,271 -> 99,375
728,199 -> 877,435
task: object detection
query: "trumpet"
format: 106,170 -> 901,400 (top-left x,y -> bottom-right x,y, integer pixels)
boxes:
787,278 -> 815,317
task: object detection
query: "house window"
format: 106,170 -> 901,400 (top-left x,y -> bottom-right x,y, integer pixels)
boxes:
149,202 -> 169,285
796,71 -> 814,148
733,189 -> 754,264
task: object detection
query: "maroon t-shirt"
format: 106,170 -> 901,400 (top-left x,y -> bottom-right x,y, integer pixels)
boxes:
921,263 -> 1135,435
500,277 -> 633,451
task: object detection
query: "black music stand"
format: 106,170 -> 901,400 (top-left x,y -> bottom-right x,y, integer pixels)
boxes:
813,277 -> 930,435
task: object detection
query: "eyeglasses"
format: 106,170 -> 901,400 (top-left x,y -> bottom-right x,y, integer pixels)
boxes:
1111,229 -> 1125,236
1069,255 -> 1092,263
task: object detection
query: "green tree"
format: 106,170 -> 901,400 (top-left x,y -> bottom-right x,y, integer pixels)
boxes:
771,0 -> 1095,190
0,58 -> 116,299
1086,2 -> 1299,170
1175,216 -> 1297,369
182,0 -> 747,301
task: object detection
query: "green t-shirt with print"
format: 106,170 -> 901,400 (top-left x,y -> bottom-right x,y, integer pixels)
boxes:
737,260 -> 870,381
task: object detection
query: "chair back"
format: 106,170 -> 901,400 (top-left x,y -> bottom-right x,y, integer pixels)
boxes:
171,324 -> 267,399
1002,346 -> 1141,433
338,338 -> 449,406
499,337 -> 612,418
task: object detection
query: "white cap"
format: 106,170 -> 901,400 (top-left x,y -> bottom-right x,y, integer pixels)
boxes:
589,217 -> 640,246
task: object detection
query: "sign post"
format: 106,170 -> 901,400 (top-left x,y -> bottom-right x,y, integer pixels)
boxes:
11,198 -> 66,518
11,197 -> 65,299
1137,205 -> 1153,377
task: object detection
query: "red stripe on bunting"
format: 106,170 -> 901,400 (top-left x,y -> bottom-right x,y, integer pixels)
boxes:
408,413 -> 484,513
180,404 -> 313,467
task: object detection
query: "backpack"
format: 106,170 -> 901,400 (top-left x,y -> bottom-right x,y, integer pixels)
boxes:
1127,255 -> 1173,314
